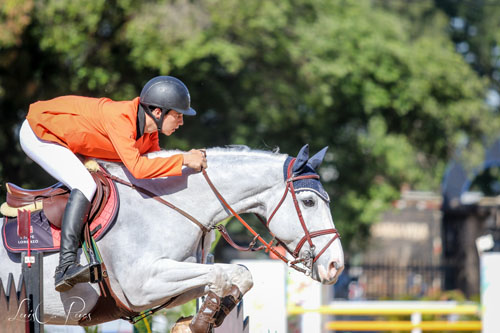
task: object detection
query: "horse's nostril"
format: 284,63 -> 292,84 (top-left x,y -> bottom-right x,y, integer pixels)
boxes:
328,260 -> 343,280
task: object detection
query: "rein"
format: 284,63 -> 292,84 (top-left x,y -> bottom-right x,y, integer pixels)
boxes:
101,172 -> 209,234
100,157 -> 340,275
201,169 -> 309,273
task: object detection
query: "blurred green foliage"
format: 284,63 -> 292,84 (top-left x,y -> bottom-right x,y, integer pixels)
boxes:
436,0 -> 500,92
1,0 -> 499,251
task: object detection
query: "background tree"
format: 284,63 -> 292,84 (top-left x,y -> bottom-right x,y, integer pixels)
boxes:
0,0 -> 498,251
436,0 -> 500,100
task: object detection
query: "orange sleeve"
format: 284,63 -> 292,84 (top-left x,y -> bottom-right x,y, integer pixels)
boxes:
102,112 -> 184,179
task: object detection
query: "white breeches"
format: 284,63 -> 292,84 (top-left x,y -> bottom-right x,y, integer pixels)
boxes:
19,120 -> 97,201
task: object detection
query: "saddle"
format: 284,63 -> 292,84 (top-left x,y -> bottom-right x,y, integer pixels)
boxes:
1,162 -> 119,253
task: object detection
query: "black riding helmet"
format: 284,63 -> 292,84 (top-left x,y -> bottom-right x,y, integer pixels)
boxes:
139,76 -> 196,132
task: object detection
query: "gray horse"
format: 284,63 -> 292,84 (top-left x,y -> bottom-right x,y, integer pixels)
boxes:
0,145 -> 344,329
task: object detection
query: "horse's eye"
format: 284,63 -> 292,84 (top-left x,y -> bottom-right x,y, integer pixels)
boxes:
302,199 -> 315,207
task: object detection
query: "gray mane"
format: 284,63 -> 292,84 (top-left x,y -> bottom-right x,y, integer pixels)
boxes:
100,147 -> 287,174
148,146 -> 284,160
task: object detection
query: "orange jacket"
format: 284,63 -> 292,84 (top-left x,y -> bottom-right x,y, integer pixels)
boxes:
26,95 -> 183,179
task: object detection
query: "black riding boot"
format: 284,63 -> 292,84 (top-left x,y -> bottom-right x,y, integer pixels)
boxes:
54,189 -> 92,292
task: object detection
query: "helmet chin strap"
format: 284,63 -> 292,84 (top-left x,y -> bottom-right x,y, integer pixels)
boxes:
142,104 -> 169,133
154,109 -> 168,133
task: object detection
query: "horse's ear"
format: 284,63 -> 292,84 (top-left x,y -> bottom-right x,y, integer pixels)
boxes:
309,146 -> 328,170
293,144 -> 309,174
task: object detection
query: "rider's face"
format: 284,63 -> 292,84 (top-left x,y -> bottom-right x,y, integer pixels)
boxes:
161,109 -> 184,136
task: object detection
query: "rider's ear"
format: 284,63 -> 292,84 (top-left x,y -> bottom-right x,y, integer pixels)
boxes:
308,146 -> 328,171
293,144 -> 309,174
152,108 -> 162,119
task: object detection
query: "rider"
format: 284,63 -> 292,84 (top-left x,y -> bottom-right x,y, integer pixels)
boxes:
19,76 -> 207,292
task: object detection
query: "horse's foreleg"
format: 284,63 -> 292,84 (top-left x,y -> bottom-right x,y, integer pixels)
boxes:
122,260 -> 252,309
121,259 -> 252,333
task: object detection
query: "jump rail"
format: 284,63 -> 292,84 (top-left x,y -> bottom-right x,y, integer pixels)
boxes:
0,272 -> 28,332
288,301 -> 481,333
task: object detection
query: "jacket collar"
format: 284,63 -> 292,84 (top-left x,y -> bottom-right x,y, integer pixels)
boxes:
136,103 -> 146,140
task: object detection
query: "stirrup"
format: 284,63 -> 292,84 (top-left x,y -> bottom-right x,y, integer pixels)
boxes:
89,261 -> 102,283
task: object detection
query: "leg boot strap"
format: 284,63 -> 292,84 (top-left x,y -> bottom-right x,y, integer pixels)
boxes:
214,285 -> 243,327
189,291 -> 221,333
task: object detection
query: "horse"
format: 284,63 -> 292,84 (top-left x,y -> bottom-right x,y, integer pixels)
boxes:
0,145 -> 344,330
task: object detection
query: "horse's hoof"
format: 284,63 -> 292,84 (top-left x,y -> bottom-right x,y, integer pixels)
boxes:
172,316 -> 193,333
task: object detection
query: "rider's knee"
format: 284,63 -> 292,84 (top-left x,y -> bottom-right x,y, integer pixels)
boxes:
78,182 -> 97,202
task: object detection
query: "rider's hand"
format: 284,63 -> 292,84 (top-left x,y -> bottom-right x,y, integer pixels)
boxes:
183,149 -> 207,171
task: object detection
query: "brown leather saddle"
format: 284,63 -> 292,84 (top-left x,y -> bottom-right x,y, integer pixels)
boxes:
4,171 -> 111,229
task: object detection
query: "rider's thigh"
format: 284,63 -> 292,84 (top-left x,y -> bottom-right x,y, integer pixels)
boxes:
19,120 -> 97,201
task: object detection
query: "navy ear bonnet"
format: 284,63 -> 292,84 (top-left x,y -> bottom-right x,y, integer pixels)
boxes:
283,156 -> 330,202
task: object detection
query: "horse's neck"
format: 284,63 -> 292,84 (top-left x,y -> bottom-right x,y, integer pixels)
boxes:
102,148 -> 287,227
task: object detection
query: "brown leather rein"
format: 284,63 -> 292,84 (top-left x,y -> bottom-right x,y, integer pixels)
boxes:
100,157 -> 340,275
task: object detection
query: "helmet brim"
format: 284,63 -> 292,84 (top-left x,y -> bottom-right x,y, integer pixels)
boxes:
173,107 -> 196,116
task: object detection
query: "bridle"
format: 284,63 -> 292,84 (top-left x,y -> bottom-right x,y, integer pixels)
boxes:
202,157 -> 340,276
101,156 -> 340,276
270,158 -> 340,273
